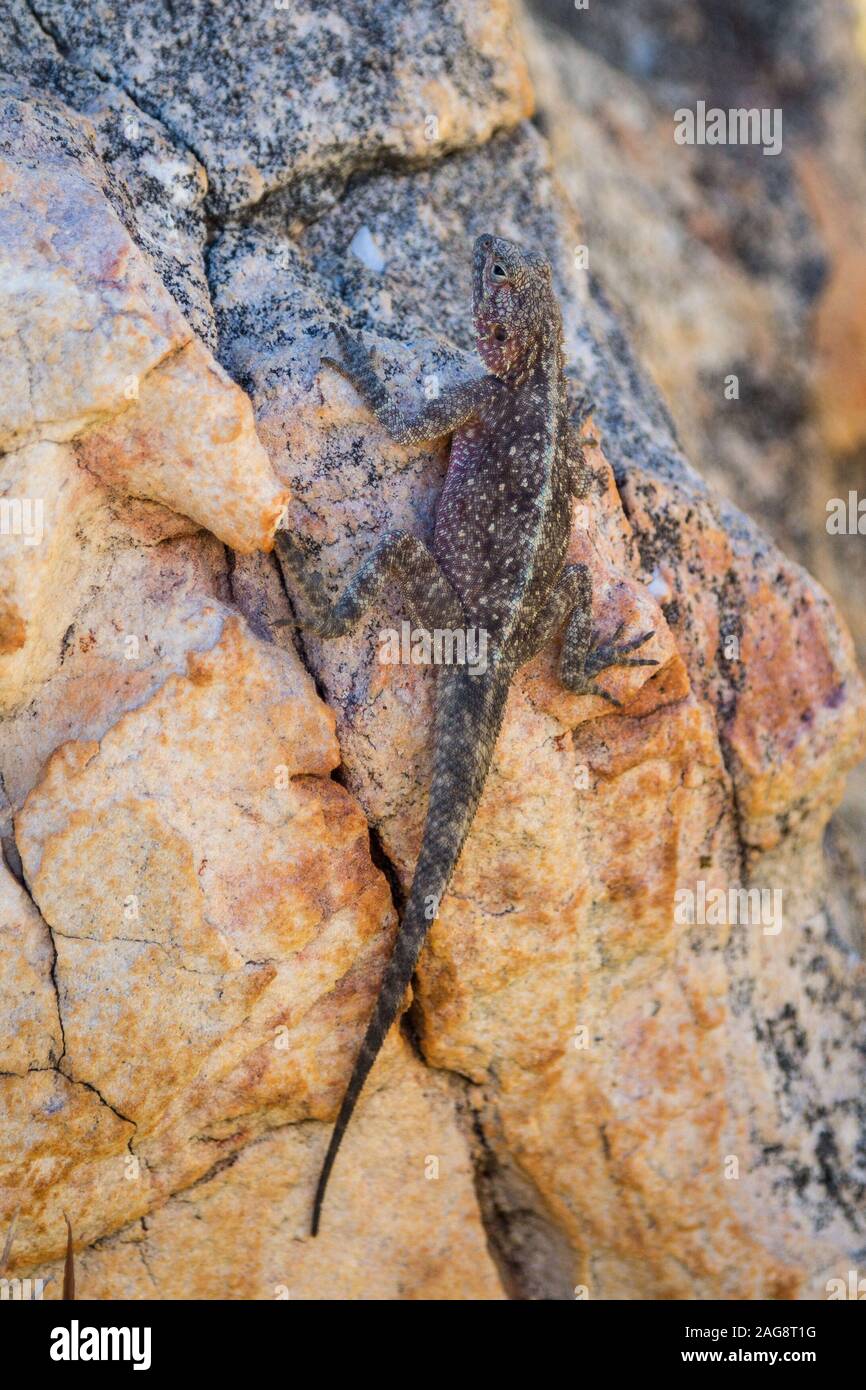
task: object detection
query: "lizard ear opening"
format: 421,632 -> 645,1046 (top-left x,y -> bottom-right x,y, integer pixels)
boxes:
492,262 -> 508,281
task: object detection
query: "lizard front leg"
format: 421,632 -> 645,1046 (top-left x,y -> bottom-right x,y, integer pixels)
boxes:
323,324 -> 501,445
520,564 -> 658,706
275,528 -> 465,637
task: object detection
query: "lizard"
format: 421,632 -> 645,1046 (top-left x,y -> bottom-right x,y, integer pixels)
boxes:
275,234 -> 657,1236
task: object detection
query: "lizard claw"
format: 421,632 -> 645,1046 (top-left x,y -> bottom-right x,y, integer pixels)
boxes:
321,321 -> 349,373
584,627 -> 657,678
587,683 -> 622,708
616,628 -> 657,655
560,666 -> 622,706
563,627 -> 658,703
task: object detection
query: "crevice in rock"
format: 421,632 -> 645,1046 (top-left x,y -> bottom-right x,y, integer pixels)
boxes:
454,1078 -> 575,1300
225,117 -> 534,240
26,0 -> 213,196
265,530 -> 434,1035
0,769 -> 24,885
136,1227 -> 158,1290
48,924 -> 248,978
45,933 -> 66,1069
0,826 -> 23,876
166,1149 -> 241,1201
4,827 -> 67,1068
5,828 -> 142,1138
22,0 -> 69,57
65,1073 -> 138,1136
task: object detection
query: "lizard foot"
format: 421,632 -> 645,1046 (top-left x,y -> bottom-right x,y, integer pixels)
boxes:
274,532 -> 337,635
565,625 -> 658,706
320,322 -> 370,381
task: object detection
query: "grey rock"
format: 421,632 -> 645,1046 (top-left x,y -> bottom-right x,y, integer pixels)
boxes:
28,0 -> 534,219
2,1 -> 214,344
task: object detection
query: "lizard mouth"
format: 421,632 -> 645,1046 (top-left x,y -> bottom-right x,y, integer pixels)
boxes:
473,236 -> 491,317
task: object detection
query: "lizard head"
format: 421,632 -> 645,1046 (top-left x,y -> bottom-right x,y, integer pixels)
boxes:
472,234 -> 559,378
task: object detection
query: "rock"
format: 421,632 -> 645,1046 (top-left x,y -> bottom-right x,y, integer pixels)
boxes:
76,337 -> 289,554
32,1049 -> 505,1300
0,86 -> 289,713
0,89 -> 288,562
0,855 -> 62,1074
29,0 -> 534,219
520,0 -> 866,870
210,117 -> 865,1296
1,0 -> 864,1303
6,616 -> 423,1269
1,4 -> 214,345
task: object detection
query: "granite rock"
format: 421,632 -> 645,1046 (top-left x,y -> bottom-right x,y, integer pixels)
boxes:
29,0 -> 534,219
1,0 -> 864,1302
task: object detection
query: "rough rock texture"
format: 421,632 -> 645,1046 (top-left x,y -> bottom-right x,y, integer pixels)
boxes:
522,0 -> 866,871
0,857 -> 62,1074
26,1051 -> 505,1301
1,1 -> 864,1300
26,0 -> 533,220
0,92 -> 288,555
0,83 -> 289,718
211,120 -> 865,1298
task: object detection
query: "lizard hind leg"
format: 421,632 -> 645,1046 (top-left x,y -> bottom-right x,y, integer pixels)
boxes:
560,565 -> 657,707
275,528 -> 465,638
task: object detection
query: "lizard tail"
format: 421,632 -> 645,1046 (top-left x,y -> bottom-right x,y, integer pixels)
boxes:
311,663 -> 511,1236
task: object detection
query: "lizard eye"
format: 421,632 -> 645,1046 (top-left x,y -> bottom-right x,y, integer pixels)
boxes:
493,326 -> 508,342
491,262 -> 508,280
